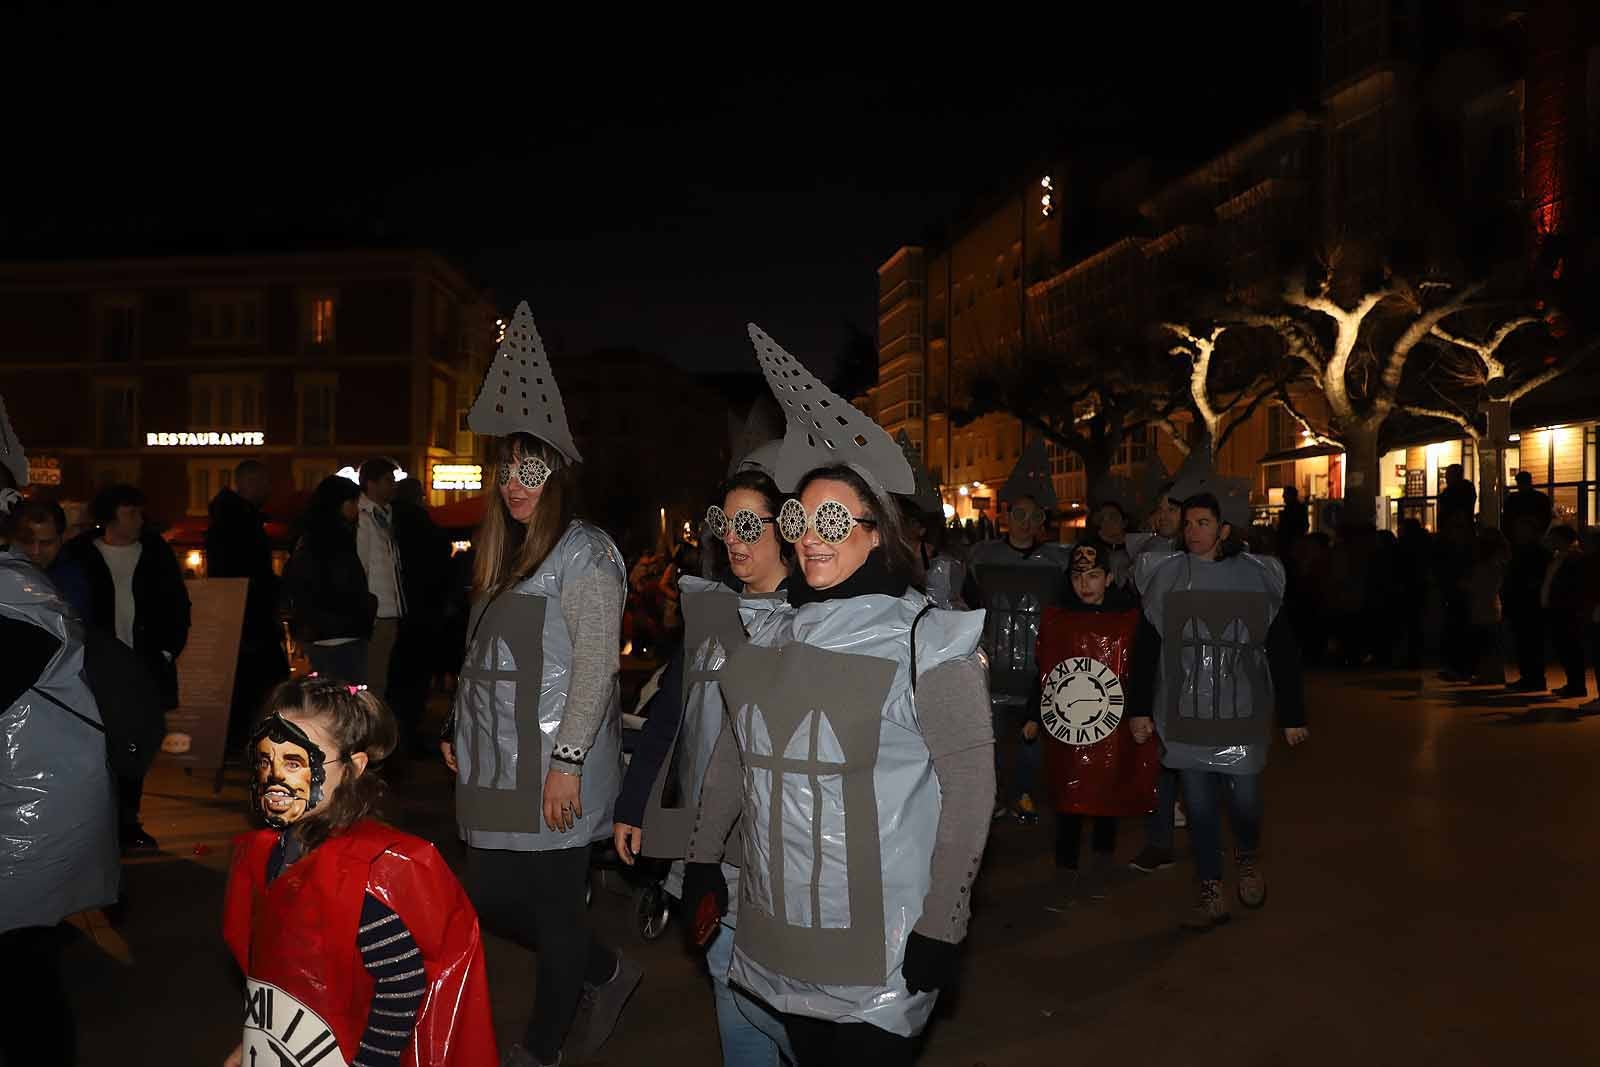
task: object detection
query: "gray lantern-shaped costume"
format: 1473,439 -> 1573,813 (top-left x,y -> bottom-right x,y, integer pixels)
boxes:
1,554 -> 118,933
966,437 -> 1072,706
1134,462 -> 1283,774
688,325 -> 987,1036
450,302 -> 626,850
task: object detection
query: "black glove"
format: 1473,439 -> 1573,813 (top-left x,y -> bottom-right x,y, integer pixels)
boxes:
681,862 -> 729,947
901,930 -> 961,994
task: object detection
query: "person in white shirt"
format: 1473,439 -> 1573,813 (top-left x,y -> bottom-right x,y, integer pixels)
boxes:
356,458 -> 406,699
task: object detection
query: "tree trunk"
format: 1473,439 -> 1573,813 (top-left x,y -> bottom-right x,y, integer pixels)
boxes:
1341,422 -> 1383,529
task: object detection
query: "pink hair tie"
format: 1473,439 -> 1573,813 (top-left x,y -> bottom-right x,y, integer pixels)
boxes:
347,684 -> 369,694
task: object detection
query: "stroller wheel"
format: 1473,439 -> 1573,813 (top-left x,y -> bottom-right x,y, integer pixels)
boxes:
636,883 -> 672,941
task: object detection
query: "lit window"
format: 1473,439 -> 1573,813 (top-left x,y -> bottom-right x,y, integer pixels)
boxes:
311,297 -> 336,345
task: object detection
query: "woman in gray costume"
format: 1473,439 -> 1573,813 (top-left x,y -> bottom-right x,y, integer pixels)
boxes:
441,303 -> 640,1067
682,327 -> 995,1065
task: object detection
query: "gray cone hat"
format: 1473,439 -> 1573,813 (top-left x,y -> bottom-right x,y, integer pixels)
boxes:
0,394 -> 27,489
727,395 -> 784,478
895,430 -> 943,514
1167,446 -> 1251,529
747,323 -> 913,495
999,436 -> 1057,510
466,301 -> 583,463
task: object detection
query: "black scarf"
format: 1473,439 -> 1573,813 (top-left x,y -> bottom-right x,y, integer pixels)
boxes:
788,549 -> 907,607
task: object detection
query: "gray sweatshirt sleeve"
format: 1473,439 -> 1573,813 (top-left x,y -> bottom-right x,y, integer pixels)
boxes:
684,716 -> 742,865
912,655 -> 996,943
550,563 -> 625,775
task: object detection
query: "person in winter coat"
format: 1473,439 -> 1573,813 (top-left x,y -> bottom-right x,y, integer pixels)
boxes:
1,472 -> 119,1067
388,477 -> 453,754
283,476 -> 377,684
206,460 -> 289,752
66,483 -> 191,851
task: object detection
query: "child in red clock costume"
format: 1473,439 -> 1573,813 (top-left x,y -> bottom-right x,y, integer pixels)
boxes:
1033,540 -> 1159,909
222,676 -> 497,1067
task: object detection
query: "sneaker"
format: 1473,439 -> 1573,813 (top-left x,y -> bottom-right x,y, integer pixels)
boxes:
1552,684 -> 1587,698
565,953 -> 643,1061
1181,880 -> 1230,932
1044,869 -> 1079,913
1235,850 -> 1267,909
1578,698 -> 1600,715
1173,803 -> 1188,830
1129,846 -> 1175,873
992,801 -> 1012,822
1013,793 -> 1040,825
1506,678 -> 1545,692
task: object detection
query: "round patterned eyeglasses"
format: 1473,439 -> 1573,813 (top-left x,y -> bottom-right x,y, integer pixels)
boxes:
497,455 -> 552,491
704,505 -> 778,545
777,498 -> 878,545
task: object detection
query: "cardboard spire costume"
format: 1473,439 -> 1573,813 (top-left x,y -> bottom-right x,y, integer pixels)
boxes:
967,437 -> 1073,707
451,301 -> 626,852
466,300 -> 583,463
1134,450 -> 1286,775
683,326 -> 987,1038
895,430 -> 943,515
747,323 -> 914,495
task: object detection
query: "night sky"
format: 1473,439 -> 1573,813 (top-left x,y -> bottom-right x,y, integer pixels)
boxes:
4,7 -> 1316,378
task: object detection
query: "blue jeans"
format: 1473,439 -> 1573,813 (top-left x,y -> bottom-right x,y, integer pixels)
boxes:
1178,770 -> 1263,883
305,640 -> 369,685
992,702 -> 1040,802
706,921 -> 794,1066
1143,767 -> 1180,851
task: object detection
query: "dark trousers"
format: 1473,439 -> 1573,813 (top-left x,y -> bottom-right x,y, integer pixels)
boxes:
1441,589 -> 1474,675
116,772 -> 144,833
1550,614 -> 1586,694
784,1014 -> 916,1067
385,618 -> 435,748
1055,813 -> 1118,870
466,845 -> 616,1063
226,639 -> 290,752
1510,611 -> 1547,687
1179,770 -> 1263,883
0,926 -> 74,1067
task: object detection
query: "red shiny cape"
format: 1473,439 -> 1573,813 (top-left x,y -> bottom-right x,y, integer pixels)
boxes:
223,820 -> 498,1067
1036,607 -> 1160,816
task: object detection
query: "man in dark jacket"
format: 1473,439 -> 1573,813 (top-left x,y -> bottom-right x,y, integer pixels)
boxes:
388,477 -> 452,754
1502,515 -> 1550,693
67,484 -> 191,851
205,460 -> 288,752
1503,470 -> 1553,536
12,499 -> 92,620
1543,525 -> 1587,699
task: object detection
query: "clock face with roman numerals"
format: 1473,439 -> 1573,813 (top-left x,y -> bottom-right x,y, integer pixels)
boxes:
242,978 -> 348,1067
1040,656 -> 1125,747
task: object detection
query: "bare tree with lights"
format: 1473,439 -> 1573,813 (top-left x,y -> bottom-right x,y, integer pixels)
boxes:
1231,257 -> 1578,524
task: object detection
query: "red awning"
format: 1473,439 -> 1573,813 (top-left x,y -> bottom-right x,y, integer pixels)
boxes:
429,494 -> 488,531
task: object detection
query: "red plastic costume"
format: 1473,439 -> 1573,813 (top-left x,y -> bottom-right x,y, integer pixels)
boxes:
224,820 -> 498,1067
1035,607 -> 1160,816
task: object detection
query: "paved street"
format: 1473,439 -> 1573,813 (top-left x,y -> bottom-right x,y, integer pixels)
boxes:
65,669 -> 1600,1066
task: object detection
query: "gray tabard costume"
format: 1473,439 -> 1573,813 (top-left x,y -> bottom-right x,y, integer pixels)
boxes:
452,521 -> 626,850
923,554 -> 965,611
698,589 -> 984,1037
639,576 -> 786,862
1,552 -> 118,933
965,539 -> 1072,706
1134,549 -> 1287,775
